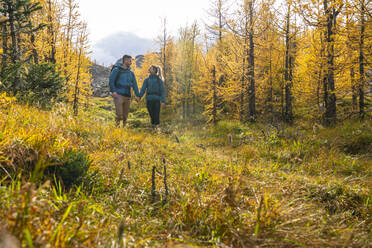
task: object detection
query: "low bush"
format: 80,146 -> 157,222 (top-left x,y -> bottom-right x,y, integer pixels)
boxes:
211,121 -> 244,137
47,149 -> 91,189
343,133 -> 372,155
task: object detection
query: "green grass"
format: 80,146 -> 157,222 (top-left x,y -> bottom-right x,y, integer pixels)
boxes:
0,97 -> 371,247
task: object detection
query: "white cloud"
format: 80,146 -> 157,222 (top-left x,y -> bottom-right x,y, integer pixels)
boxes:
78,0 -> 213,65
91,47 -> 116,66
91,32 -> 156,65
78,0 -> 211,43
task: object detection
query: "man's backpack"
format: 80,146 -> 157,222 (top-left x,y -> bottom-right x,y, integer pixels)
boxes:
110,65 -> 133,89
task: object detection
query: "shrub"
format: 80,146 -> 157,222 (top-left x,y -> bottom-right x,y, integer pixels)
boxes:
343,133 -> 372,155
20,63 -> 66,108
0,63 -> 23,92
317,121 -> 372,155
48,149 -> 91,189
307,183 -> 368,217
212,121 -> 244,137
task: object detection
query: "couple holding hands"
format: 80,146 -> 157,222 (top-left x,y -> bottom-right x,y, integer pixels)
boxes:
109,55 -> 165,129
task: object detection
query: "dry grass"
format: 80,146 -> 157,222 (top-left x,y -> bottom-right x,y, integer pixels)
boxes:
0,96 -> 370,247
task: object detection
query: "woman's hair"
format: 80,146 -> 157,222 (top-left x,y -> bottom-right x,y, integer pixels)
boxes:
150,65 -> 164,81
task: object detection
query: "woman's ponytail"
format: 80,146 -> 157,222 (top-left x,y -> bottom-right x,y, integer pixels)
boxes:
156,66 -> 164,81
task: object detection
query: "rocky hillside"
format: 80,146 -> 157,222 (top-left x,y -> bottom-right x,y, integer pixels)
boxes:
89,63 -> 111,97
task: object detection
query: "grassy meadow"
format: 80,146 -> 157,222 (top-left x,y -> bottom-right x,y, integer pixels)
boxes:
0,94 -> 371,247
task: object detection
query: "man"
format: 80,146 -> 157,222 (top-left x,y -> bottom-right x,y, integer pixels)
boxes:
109,55 -> 140,127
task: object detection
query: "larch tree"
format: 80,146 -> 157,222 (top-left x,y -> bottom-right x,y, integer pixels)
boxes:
173,22 -> 201,120
157,17 -> 172,101
296,0 -> 343,125
225,0 -> 257,122
62,0 -> 80,81
205,0 -> 229,123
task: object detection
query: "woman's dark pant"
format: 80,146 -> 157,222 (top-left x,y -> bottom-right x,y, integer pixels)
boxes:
146,100 -> 161,125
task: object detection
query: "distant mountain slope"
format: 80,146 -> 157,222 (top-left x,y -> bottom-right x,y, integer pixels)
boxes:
89,63 -> 111,97
135,55 -> 144,68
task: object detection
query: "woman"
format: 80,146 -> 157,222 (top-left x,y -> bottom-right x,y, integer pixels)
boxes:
139,65 -> 166,129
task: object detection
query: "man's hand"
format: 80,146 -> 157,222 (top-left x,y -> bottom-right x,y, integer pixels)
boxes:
161,102 -> 165,107
135,97 -> 140,103
111,92 -> 119,98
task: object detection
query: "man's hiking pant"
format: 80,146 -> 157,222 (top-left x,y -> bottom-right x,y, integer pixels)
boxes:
113,94 -> 131,126
146,100 -> 161,125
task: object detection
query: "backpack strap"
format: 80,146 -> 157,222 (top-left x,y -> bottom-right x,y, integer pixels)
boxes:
113,66 -> 121,88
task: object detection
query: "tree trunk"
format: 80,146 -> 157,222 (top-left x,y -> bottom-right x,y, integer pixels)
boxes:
212,65 -> 217,124
63,0 -> 73,78
7,3 -> 18,64
30,32 -> 39,64
346,12 -> 357,112
247,1 -> 255,121
192,94 -> 196,114
284,4 -> 293,124
318,31 -> 324,113
161,18 -> 169,99
351,67 -> 357,111
1,24 -> 8,76
218,0 -> 223,41
47,0 -> 56,64
281,81 -> 284,118
323,0 -> 338,126
268,43 -> 273,118
182,100 -> 186,120
316,78 -> 320,111
73,47 -> 82,115
358,1 -> 365,120
186,94 -> 190,118
240,57 -> 245,122
16,30 -> 22,60
6,2 -> 20,92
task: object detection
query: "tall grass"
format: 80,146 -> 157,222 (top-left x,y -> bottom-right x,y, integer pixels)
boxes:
0,97 -> 370,247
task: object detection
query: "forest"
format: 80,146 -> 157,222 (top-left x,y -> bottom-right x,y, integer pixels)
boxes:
0,0 -> 371,247
135,0 -> 372,126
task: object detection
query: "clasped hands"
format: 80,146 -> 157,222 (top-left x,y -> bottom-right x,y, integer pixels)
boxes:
111,93 -> 162,105
111,92 -> 141,103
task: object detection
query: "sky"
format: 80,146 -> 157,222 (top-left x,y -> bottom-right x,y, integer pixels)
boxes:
78,0 -> 212,65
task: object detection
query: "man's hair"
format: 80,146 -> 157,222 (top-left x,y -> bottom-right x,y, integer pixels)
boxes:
122,55 -> 132,60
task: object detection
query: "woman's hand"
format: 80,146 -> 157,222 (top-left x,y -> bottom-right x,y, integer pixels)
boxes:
111,92 -> 119,98
161,102 -> 165,107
